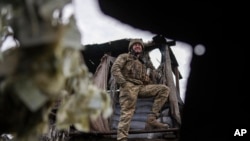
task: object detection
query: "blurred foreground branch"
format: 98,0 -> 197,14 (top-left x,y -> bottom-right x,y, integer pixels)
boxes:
0,0 -> 112,140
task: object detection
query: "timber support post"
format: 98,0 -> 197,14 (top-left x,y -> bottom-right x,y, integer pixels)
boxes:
160,43 -> 181,127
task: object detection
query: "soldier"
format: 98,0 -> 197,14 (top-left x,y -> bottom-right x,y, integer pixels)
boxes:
111,39 -> 170,141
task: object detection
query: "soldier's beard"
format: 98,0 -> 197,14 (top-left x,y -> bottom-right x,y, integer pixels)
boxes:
130,49 -> 143,57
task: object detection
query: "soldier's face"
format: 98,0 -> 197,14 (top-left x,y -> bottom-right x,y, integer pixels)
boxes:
132,43 -> 143,53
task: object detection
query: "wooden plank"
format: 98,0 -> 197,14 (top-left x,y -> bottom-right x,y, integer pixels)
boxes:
160,45 -> 181,125
69,128 -> 179,135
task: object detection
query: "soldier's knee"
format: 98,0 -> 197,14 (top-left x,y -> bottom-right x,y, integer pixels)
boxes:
159,85 -> 170,96
159,84 -> 170,92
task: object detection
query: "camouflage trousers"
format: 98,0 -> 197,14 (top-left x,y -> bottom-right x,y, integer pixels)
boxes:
117,82 -> 170,141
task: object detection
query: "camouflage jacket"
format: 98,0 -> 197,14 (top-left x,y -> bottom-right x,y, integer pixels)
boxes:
111,53 -> 156,86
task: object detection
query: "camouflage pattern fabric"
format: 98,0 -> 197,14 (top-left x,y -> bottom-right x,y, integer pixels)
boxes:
111,52 -> 170,140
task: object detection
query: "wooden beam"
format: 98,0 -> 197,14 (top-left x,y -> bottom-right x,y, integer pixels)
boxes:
160,45 -> 181,125
174,67 -> 184,105
69,128 -> 179,136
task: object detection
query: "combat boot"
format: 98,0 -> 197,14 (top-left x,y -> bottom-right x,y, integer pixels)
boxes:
145,114 -> 169,130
